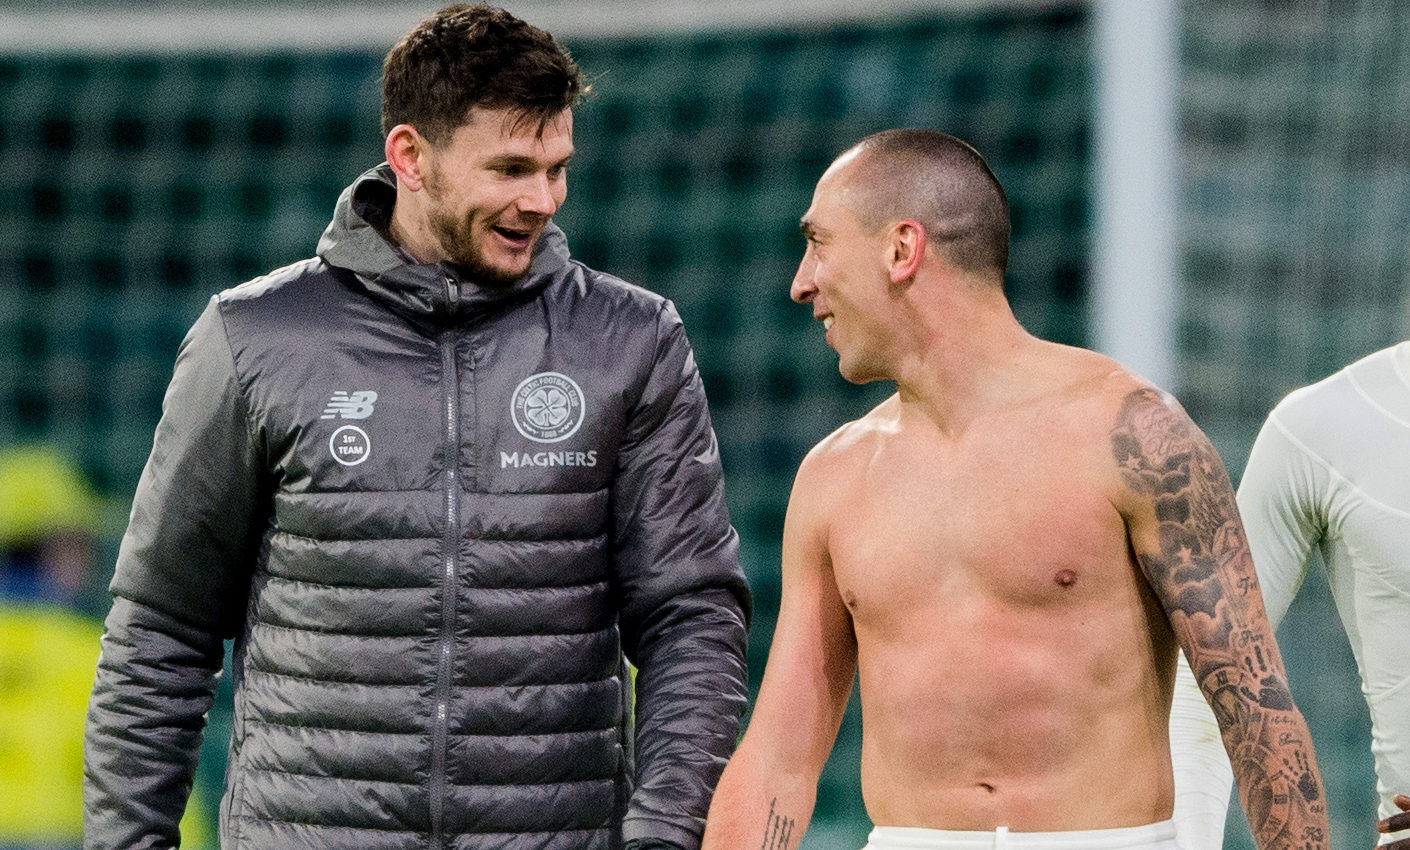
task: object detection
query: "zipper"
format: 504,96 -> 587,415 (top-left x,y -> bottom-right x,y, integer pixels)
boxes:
429,326 -> 460,849
445,270 -> 460,311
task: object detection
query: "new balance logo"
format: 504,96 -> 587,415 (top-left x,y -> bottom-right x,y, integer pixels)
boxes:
321,390 -> 378,420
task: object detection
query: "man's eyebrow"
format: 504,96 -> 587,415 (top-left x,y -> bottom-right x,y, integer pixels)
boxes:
484,152 -> 575,168
799,219 -> 815,237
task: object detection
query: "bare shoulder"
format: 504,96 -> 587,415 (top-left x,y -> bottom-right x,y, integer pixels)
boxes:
1107,383 -> 1201,471
1092,365 -> 1234,526
1027,344 -> 1224,505
799,393 -> 899,473
1027,344 -> 1180,441
788,394 -> 900,515
1038,345 -> 1184,440
1042,344 -> 1165,415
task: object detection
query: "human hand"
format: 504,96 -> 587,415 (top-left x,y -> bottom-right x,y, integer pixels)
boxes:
1377,794 -> 1410,849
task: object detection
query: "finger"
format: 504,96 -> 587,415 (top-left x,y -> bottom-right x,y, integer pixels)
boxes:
1383,838 -> 1410,850
1381,811 -> 1410,834
1380,796 -> 1410,834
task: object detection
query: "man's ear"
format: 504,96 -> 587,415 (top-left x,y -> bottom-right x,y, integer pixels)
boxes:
385,124 -> 428,192
887,219 -> 927,284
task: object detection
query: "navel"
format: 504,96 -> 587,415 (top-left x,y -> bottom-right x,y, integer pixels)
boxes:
1054,569 -> 1078,588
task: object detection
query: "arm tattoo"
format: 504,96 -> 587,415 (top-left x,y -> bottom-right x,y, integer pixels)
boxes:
760,797 -> 795,850
1112,388 -> 1328,850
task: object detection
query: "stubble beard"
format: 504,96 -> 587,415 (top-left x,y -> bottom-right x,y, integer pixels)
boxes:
426,206 -> 529,288
422,165 -> 532,288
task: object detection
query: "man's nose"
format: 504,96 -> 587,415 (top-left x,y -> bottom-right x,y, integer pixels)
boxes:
790,256 -> 817,304
518,174 -> 559,216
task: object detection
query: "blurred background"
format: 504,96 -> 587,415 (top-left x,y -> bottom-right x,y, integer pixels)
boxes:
0,0 -> 1405,847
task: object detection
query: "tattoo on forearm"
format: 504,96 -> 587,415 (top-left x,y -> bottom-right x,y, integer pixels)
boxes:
1112,388 -> 1328,850
760,797 -> 795,850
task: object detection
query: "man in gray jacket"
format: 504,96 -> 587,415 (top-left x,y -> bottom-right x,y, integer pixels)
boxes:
83,6 -> 750,850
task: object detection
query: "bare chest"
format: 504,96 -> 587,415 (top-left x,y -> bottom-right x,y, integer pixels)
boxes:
826,434 -> 1136,625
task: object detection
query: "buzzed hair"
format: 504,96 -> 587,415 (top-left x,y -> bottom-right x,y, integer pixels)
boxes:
842,129 -> 1010,280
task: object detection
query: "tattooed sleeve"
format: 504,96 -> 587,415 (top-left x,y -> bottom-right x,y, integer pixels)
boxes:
1111,388 -> 1328,850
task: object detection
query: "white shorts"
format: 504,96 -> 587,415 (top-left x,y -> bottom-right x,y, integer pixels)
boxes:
862,820 -> 1180,850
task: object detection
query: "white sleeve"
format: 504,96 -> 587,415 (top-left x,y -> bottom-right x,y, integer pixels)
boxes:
1170,649 -> 1233,850
1235,413 -> 1323,632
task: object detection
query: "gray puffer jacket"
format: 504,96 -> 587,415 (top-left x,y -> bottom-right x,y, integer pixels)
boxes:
84,165 -> 751,850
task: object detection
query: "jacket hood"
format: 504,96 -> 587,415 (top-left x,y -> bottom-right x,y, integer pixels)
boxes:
316,163 -> 571,322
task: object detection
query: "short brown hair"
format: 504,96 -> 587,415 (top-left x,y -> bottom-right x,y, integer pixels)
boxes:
381,4 -> 585,143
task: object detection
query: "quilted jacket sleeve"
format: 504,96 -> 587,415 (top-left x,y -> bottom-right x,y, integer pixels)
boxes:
84,297 -> 266,849
612,301 -> 751,850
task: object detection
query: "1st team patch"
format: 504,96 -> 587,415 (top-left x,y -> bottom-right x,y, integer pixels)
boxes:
329,425 -> 371,466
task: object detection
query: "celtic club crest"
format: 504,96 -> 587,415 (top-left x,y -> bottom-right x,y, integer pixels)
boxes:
510,372 -> 586,443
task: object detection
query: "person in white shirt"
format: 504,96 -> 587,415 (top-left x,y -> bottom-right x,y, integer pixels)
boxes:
1170,341 -> 1410,849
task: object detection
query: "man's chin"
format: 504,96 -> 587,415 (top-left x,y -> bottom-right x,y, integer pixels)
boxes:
837,358 -> 883,386
449,255 -> 532,288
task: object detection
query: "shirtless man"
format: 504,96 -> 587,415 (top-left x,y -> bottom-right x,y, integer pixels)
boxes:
701,129 -> 1330,850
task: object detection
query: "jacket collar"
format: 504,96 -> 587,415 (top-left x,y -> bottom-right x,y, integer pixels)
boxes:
316,163 -> 570,322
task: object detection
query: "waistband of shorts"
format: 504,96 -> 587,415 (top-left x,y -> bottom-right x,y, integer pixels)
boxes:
865,820 -> 1178,850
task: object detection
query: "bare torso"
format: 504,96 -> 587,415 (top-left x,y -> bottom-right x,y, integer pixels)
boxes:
817,353 -> 1178,831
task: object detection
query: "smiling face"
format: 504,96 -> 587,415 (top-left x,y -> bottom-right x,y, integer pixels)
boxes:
791,156 -> 897,383
413,106 -> 574,284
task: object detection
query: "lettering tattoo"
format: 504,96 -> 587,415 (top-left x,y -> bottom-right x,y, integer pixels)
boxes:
760,797 -> 795,850
1111,389 -> 1327,850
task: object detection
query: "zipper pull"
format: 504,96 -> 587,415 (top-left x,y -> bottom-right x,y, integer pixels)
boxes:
444,271 -> 460,310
